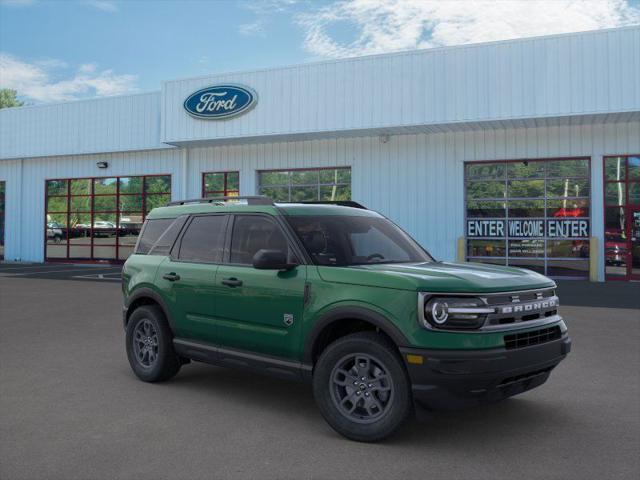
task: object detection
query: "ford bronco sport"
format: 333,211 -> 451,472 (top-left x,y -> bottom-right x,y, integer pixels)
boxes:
122,196 -> 571,442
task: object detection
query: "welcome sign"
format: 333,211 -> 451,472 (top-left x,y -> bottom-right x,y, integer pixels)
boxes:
467,219 -> 590,238
184,84 -> 257,119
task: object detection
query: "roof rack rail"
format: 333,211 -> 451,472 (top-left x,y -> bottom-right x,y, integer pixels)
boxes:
166,196 -> 274,207
289,200 -> 367,209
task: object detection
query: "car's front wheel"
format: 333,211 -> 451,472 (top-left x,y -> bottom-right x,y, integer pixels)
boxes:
313,332 -> 412,442
125,305 -> 181,382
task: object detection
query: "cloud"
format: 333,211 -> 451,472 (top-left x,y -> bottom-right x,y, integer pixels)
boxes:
83,0 -> 118,12
238,19 -> 266,37
297,0 -> 640,58
0,0 -> 35,6
0,53 -> 138,103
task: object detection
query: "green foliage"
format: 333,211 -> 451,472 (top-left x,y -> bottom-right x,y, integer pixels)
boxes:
0,89 -> 24,109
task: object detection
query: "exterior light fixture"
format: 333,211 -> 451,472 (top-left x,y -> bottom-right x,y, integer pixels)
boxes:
96,161 -> 108,169
379,134 -> 390,144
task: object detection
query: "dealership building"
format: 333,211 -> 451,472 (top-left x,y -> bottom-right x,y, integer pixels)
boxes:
1,26 -> 639,281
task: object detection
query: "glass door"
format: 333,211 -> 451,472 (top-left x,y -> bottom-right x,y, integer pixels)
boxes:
604,155 -> 640,281
631,208 -> 640,280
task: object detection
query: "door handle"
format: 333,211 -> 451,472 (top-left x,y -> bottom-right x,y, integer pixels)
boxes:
163,272 -> 181,282
222,277 -> 243,287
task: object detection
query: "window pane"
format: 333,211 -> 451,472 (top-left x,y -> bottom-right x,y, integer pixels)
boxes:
629,156 -> 640,180
467,240 -> 506,257
230,215 -> 288,264
46,214 -> 68,228
204,173 -> 225,192
547,240 -> 589,258
145,194 -> 171,213
260,186 -> 289,202
93,245 -> 117,260
507,161 -> 545,179
118,214 -> 143,245
469,258 -> 507,266
94,195 -> 117,212
46,244 -> 68,258
508,240 -> 545,257
547,159 -> 589,178
324,168 -> 351,184
547,199 -> 589,218
508,200 -> 545,218
46,224 -> 67,244
68,245 -> 92,260
605,183 -> 625,205
119,177 -> 143,194
604,157 -> 626,181
320,185 -> 351,201
227,171 -> 240,190
466,201 -> 506,218
260,171 -> 289,186
93,212 -> 117,226
120,195 -> 143,212
69,214 -> 91,243
605,207 -> 626,233
94,178 -> 117,194
508,180 -> 544,198
291,170 -> 319,185
630,183 -> 640,205
547,260 -> 588,277
47,196 -> 68,213
70,196 -> 91,212
118,245 -> 135,261
465,163 -> 505,180
179,215 -> 227,263
547,179 -> 590,198
47,180 -> 67,196
290,186 -> 317,202
145,176 -> 171,194
70,179 -> 91,195
466,181 -> 506,199
136,218 -> 174,254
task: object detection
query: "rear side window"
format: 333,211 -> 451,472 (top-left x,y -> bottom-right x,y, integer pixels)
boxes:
135,218 -> 174,254
178,215 -> 227,263
148,215 -> 188,256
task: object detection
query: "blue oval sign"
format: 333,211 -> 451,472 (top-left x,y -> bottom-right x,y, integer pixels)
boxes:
183,84 -> 257,119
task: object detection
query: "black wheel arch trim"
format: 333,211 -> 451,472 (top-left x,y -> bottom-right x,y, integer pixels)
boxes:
125,287 -> 176,335
303,306 -> 409,364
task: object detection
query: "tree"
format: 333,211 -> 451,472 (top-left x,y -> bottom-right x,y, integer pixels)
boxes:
0,89 -> 24,109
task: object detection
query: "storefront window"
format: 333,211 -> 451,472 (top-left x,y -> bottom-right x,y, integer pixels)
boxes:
465,158 -> 591,278
258,167 -> 351,202
0,181 -> 5,260
603,155 -> 640,280
45,174 -> 171,262
202,171 -> 239,198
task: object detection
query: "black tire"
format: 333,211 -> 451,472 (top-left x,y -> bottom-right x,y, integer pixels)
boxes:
125,305 -> 181,382
313,331 -> 412,442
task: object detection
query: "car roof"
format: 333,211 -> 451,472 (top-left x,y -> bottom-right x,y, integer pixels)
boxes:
146,202 -> 382,220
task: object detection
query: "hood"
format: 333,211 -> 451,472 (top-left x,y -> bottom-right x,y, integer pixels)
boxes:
317,261 -> 555,293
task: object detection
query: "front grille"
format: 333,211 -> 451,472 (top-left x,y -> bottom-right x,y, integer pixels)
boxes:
504,326 -> 562,350
484,288 -> 559,327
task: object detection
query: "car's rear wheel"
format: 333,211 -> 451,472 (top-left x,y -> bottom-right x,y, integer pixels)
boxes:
313,331 -> 412,442
126,305 -> 181,382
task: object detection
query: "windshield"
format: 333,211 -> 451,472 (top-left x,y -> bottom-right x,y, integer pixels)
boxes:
286,215 -> 433,266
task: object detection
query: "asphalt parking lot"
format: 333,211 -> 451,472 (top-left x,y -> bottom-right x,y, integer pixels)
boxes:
0,264 -> 639,480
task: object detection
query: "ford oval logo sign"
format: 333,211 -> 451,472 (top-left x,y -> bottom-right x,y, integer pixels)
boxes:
183,84 -> 257,119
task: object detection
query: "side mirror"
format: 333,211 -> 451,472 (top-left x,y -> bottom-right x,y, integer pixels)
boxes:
252,249 -> 297,271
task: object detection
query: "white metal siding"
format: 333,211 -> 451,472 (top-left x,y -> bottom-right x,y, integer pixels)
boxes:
162,27 -> 640,144
1,120 -> 638,280
0,92 -> 168,160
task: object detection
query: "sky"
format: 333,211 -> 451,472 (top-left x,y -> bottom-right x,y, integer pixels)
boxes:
1,0 -> 639,104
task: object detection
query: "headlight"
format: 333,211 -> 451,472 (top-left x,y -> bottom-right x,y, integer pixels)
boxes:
421,296 -> 494,330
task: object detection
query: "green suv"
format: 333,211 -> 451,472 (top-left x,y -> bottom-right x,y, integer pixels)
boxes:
122,196 -> 571,442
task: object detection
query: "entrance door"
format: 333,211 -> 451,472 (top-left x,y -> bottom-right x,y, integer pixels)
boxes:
631,208 -> 640,280
604,155 -> 640,281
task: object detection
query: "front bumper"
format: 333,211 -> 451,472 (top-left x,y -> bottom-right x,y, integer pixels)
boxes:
400,334 -> 571,410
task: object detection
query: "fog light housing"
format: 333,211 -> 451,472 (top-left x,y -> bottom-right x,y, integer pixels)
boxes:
422,296 -> 494,330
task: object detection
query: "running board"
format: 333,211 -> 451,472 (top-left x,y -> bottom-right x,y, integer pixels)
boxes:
173,338 -> 312,382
